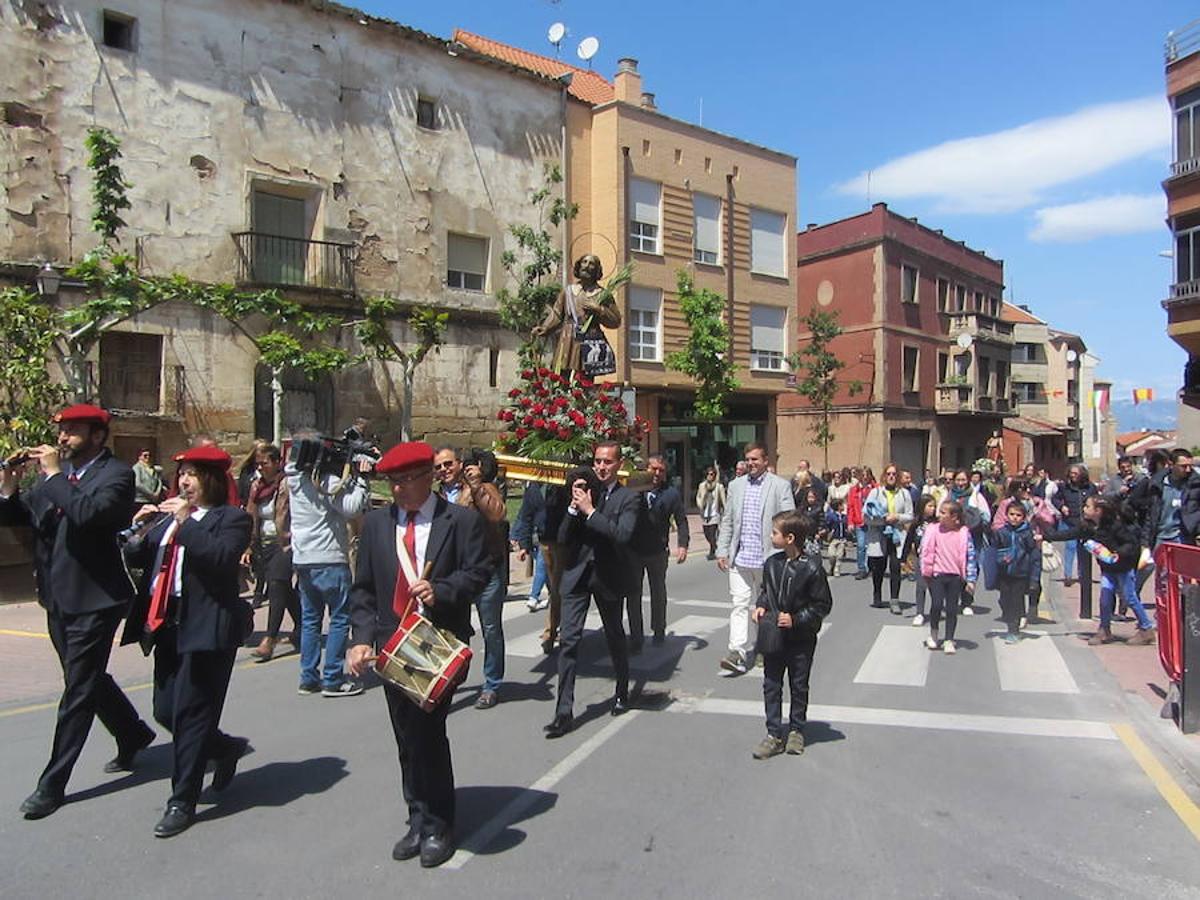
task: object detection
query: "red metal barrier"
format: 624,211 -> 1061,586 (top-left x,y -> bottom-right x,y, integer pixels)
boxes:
1152,542 -> 1197,686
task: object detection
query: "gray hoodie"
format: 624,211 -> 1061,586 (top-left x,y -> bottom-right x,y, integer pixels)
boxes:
285,465 -> 369,566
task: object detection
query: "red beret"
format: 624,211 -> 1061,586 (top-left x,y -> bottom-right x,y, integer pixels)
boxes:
173,445 -> 233,470
54,403 -> 111,426
377,441 -> 434,475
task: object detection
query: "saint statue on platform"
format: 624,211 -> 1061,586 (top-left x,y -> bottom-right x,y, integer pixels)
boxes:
532,254 -> 621,377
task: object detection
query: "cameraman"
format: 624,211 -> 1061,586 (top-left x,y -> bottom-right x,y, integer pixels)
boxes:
433,446 -> 505,709
287,431 -> 371,697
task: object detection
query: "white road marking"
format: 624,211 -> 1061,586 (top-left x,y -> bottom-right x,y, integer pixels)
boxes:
671,599 -> 730,610
505,611 -> 603,658
990,630 -> 1080,694
595,615 -> 728,671
853,625 -> 932,687
665,614 -> 728,638
667,697 -> 1116,741
444,710 -> 642,870
744,621 -> 832,678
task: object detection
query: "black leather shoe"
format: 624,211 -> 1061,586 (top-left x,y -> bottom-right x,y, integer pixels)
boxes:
392,827 -> 422,861
651,633 -> 665,646
211,737 -> 251,792
611,697 -> 630,716
153,803 -> 194,838
20,788 -> 63,820
103,723 -> 155,774
420,832 -> 456,868
629,638 -> 644,655
543,713 -> 574,738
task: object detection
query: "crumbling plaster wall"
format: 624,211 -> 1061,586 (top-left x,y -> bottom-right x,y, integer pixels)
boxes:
1,0 -> 563,448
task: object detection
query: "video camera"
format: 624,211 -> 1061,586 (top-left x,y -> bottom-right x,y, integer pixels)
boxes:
288,426 -> 381,481
462,448 -> 499,484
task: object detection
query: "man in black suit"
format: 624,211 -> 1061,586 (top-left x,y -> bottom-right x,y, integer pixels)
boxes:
0,404 -> 155,820
347,441 -> 492,869
545,440 -> 638,738
626,454 -> 690,650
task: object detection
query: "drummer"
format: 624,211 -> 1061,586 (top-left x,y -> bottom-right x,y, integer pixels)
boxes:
347,441 -> 491,868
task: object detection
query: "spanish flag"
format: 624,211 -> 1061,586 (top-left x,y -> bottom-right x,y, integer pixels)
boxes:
1132,388 -> 1154,405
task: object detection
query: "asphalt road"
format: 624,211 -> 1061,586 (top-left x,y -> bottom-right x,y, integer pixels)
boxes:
3,556 -> 1199,899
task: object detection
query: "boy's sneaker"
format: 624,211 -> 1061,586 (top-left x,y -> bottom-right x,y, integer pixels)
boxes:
322,681 -> 364,698
752,735 -> 786,760
924,636 -> 939,651
889,600 -> 902,615
719,651 -> 748,676
1018,616 -> 1028,631
1003,633 -> 1020,645
911,614 -> 925,627
943,639 -> 957,655
785,731 -> 806,755
525,595 -> 539,611
297,682 -> 321,696
961,606 -> 975,616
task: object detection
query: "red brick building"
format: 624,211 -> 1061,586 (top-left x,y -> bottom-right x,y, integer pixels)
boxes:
780,203 -> 1012,476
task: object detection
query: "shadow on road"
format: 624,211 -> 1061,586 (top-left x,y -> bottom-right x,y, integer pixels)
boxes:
196,755 -> 349,822
455,784 -> 558,855
803,720 -> 846,747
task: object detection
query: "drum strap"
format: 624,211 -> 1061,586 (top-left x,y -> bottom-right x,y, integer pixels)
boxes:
391,510 -> 420,619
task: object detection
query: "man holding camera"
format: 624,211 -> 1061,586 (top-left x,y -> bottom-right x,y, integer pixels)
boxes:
287,432 -> 371,697
626,454 -> 690,651
433,446 -> 507,709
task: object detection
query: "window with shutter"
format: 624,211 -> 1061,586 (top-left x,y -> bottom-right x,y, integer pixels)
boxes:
750,208 -> 786,276
628,286 -> 662,362
447,233 -> 488,291
629,178 -> 661,254
693,193 -> 721,265
750,305 -> 786,371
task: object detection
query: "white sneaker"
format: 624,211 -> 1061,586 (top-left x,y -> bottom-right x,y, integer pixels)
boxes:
961,606 -> 975,616
526,596 -> 540,611
925,636 -> 939,650
532,596 -> 550,611
911,614 -> 925,627
943,639 -> 957,655
1018,616 -> 1028,631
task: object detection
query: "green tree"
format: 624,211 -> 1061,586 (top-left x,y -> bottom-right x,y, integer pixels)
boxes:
0,287 -> 69,457
788,307 -> 862,470
496,163 -> 577,368
665,269 -> 739,420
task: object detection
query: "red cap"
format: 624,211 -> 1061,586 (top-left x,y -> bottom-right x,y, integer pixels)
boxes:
173,445 -> 233,471
54,403 -> 111,426
377,441 -> 434,475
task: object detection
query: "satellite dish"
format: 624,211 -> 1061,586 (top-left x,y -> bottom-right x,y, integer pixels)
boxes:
547,22 -> 566,46
1066,350 -> 1078,363
577,36 -> 599,63
955,332 -> 973,350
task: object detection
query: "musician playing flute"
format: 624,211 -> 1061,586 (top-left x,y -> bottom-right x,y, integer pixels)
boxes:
1,404 -> 156,821
347,441 -> 491,868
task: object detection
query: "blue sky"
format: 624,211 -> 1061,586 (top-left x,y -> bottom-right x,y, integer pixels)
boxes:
363,0 -> 1193,409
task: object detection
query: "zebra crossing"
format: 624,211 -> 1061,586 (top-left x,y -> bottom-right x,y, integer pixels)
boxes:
498,594 -> 1083,696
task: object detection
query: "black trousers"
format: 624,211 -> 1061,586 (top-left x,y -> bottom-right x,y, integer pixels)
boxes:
38,607 -> 146,796
868,536 -> 903,603
927,574 -> 963,641
762,633 -> 817,739
1075,543 -> 1094,619
384,684 -> 455,837
259,542 -> 300,641
151,632 -> 238,808
997,575 -> 1029,634
556,577 -> 629,717
626,551 -> 669,641
703,524 -> 719,556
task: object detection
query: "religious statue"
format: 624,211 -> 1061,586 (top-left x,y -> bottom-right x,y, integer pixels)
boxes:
531,254 -> 621,376
986,430 -> 1004,472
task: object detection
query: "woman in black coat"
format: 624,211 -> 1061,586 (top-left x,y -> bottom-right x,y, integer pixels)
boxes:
122,445 -> 253,838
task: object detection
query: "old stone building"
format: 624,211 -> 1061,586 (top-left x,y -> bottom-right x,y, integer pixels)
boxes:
1,0 -> 572,460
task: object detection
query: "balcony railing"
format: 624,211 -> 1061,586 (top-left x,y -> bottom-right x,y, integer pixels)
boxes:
942,311 -> 1014,345
1172,279 -> 1200,300
1166,18 -> 1200,63
1171,156 -> 1200,179
232,232 -> 355,292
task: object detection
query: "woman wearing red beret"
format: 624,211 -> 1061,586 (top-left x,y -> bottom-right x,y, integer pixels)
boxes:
122,445 -> 253,838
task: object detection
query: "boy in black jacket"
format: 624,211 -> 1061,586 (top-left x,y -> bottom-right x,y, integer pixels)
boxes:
750,511 -> 833,759
993,503 -> 1040,643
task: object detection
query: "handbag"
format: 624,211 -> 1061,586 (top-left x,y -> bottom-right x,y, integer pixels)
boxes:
576,320 -> 617,377
755,611 -> 785,656
1041,541 -> 1062,574
979,544 -> 1000,591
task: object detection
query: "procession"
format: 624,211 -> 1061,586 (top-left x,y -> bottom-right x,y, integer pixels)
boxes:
2,1 -> 1200,897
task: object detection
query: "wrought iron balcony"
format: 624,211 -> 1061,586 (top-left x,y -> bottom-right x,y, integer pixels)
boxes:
232,232 -> 355,292
1171,279 -> 1200,300
1171,156 -> 1200,179
941,311 -> 1014,346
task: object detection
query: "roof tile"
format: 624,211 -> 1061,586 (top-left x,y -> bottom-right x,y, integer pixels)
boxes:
454,29 -> 615,105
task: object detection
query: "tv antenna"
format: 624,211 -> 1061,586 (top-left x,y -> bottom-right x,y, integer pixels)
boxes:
547,22 -> 566,54
577,36 -> 599,68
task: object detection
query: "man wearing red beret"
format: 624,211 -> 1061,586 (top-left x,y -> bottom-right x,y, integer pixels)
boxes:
347,441 -> 492,868
1,404 -> 156,820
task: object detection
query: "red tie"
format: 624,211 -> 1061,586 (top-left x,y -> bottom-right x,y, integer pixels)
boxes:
146,528 -> 179,633
390,511 -> 418,619
68,472 -> 79,485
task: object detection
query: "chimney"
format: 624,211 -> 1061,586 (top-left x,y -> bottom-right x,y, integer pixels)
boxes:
614,57 -> 642,103
640,92 -> 656,110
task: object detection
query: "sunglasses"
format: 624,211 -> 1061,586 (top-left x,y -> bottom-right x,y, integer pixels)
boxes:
433,460 -> 456,470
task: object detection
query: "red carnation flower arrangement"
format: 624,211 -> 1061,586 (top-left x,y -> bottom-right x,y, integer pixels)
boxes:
495,368 -> 650,462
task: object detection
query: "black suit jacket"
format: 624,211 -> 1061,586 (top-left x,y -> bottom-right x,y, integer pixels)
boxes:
557,482 -> 639,598
629,484 -> 690,555
350,497 -> 492,648
122,505 -> 253,653
0,449 -> 135,615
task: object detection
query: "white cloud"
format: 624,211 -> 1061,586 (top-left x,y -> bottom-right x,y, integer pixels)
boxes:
835,96 -> 1168,214
1028,193 -> 1166,242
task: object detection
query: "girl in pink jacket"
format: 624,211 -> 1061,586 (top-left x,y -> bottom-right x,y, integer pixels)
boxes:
919,500 -> 978,655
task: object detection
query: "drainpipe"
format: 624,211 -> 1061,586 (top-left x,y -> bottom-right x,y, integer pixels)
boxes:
622,145 -> 632,387
558,73 -> 573,302
725,172 -> 735,356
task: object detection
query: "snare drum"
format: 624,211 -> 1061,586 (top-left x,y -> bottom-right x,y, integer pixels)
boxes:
375,612 -> 472,712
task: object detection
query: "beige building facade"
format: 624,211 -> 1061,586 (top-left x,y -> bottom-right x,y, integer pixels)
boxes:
2,0 -> 569,459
